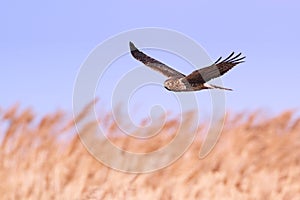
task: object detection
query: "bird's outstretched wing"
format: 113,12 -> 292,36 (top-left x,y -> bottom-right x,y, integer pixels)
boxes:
185,52 -> 245,84
129,42 -> 185,78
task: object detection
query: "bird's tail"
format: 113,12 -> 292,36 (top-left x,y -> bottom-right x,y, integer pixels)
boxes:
204,83 -> 233,91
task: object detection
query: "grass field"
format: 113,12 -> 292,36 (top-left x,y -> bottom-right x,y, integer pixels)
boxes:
1,104 -> 300,199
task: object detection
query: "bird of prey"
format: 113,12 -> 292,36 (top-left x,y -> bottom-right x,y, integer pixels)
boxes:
129,42 -> 245,92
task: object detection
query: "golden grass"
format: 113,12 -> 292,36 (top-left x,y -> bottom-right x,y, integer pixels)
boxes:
0,104 -> 300,199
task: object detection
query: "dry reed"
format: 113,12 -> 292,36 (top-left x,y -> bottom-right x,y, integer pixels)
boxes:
0,105 -> 299,199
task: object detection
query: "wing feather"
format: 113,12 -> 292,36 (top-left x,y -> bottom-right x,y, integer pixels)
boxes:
129,42 -> 185,78
185,52 -> 245,84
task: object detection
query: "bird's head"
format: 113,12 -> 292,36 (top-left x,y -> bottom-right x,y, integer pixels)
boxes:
164,78 -> 177,90
164,78 -> 186,91
164,79 -> 175,91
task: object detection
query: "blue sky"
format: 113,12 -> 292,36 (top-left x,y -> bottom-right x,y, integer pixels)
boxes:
1,0 -> 299,117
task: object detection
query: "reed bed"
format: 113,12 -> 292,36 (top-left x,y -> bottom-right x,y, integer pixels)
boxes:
0,104 -> 299,199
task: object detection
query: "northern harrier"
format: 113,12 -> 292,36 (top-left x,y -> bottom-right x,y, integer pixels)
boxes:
129,42 -> 245,92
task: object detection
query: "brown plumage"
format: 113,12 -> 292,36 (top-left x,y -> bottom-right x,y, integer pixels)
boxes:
129,42 -> 245,92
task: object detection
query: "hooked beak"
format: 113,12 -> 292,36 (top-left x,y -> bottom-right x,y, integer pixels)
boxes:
164,86 -> 171,91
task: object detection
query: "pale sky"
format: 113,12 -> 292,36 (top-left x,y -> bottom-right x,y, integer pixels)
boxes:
1,0 -> 299,117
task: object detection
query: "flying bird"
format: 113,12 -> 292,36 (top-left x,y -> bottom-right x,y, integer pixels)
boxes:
129,42 -> 245,92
